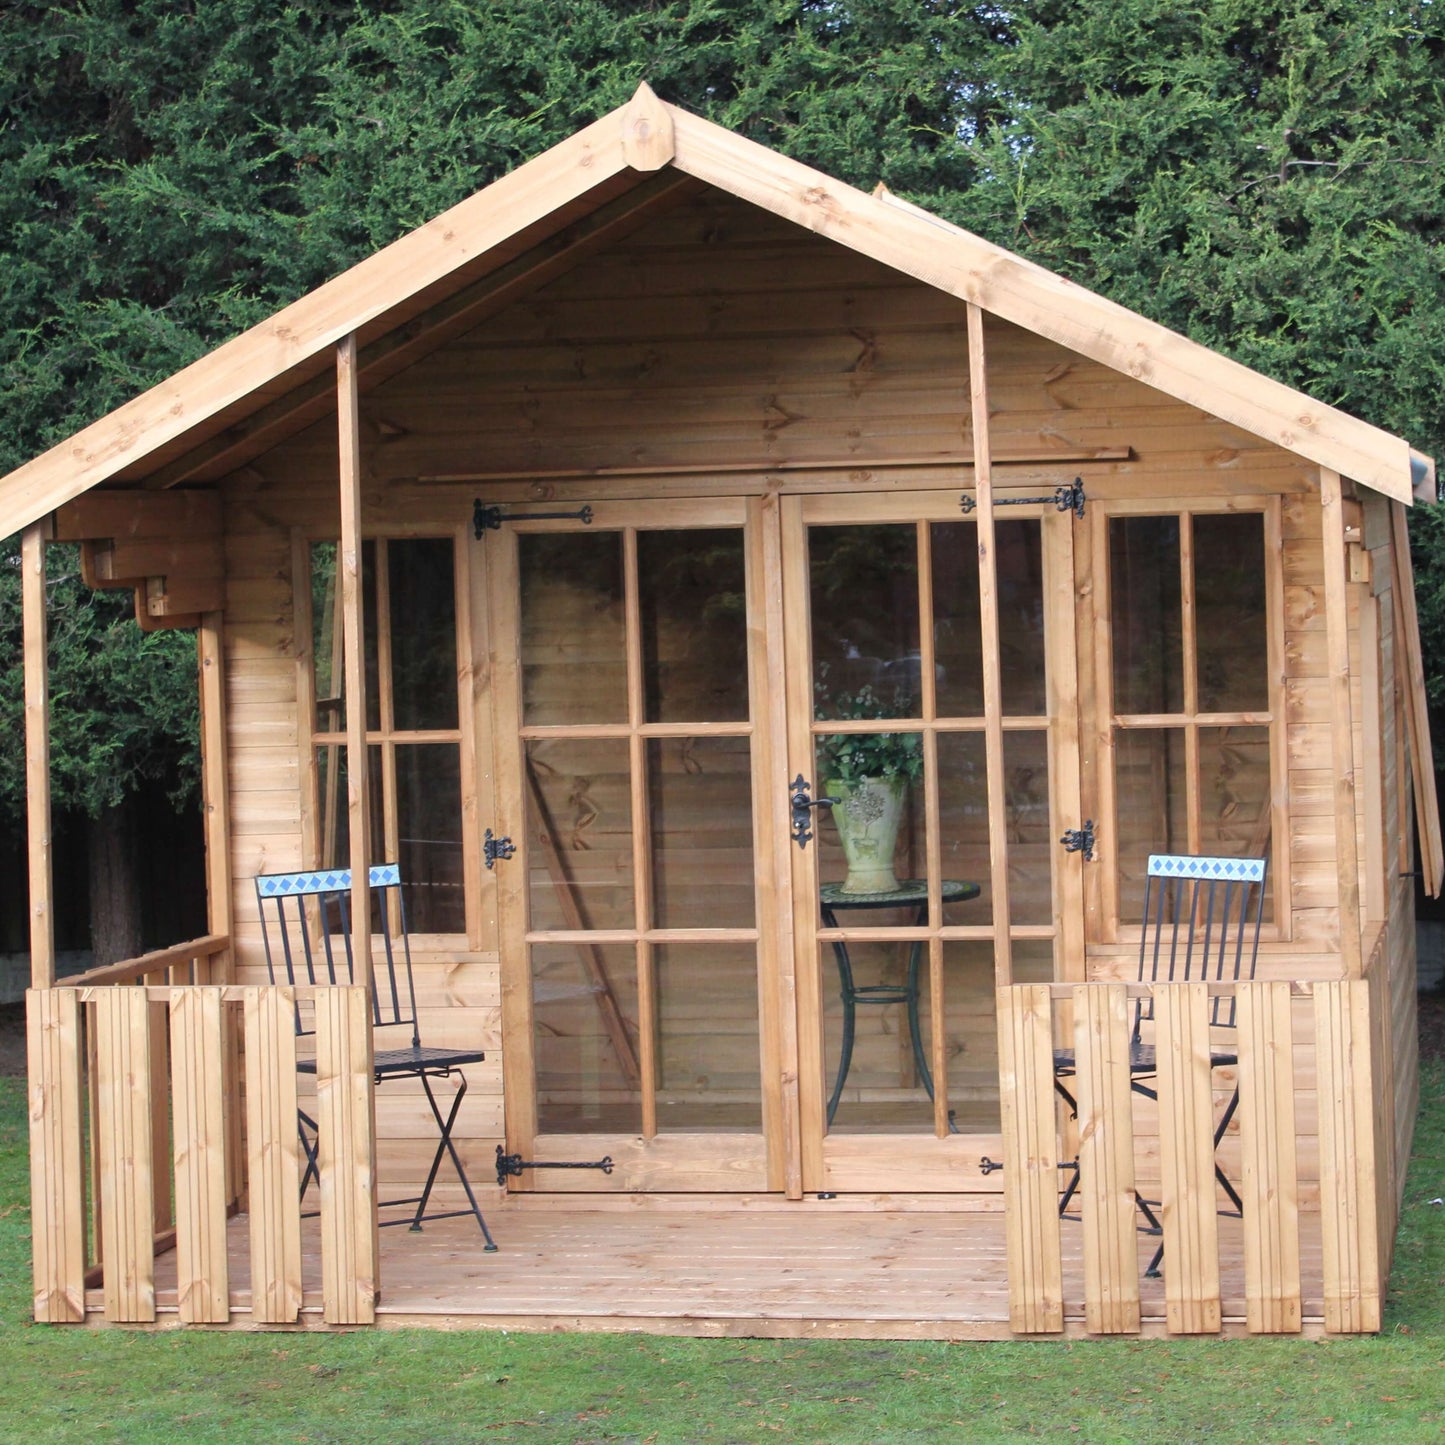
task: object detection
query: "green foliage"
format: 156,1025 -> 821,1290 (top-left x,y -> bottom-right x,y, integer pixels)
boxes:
0,540 -> 198,822
814,682 -> 924,784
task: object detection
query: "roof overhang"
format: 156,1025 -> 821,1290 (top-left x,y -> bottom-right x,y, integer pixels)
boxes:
0,84 -> 1429,538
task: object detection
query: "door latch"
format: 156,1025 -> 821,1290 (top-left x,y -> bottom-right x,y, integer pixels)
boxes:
790,775 -> 837,850
1060,820 -> 1096,862
484,829 -> 515,869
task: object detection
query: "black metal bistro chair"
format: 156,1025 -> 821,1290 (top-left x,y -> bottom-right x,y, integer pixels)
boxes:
1053,852 -> 1267,1275
254,863 -> 498,1249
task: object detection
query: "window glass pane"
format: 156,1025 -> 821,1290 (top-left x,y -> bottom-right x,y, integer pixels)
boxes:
814,732 -> 925,913
520,532 -> 627,725
649,737 -> 754,929
655,944 -> 760,1132
315,743 -> 383,872
395,744 -> 465,933
525,739 -> 634,931
998,521 -> 1046,716
937,730 -> 991,926
1111,517 -> 1183,715
1199,726 -> 1274,922
533,944 -> 640,1134
822,939 -> 934,1133
1114,728 -> 1187,921
1005,730 -> 1052,926
637,529 -> 748,723
930,521 -> 981,717
362,540 -> 381,730
389,538 -> 459,731
810,524 -> 920,719
1194,514 -> 1269,713
310,542 -> 341,733
931,941 -> 1001,1132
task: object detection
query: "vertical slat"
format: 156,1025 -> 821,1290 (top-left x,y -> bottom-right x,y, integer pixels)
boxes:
26,989 -> 85,1322
315,985 -> 378,1325
967,305 -> 1012,978
1315,979 -> 1381,1333
1153,982 -> 1221,1333
94,989 -> 155,1323
244,987 -> 303,1324
23,521 -> 55,988
997,984 -> 1063,1333
170,988 -> 230,1324
1236,981 -> 1301,1333
1074,984 -> 1140,1333
337,333 -> 374,983
1320,469 -> 1363,975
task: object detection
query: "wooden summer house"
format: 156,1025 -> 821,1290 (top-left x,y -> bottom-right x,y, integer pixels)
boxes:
11,87 -> 1440,1339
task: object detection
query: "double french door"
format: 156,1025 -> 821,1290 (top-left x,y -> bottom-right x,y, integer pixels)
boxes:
489,490 -> 1084,1194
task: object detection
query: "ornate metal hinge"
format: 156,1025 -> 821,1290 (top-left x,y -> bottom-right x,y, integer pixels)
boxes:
473,500 -> 594,538
495,1146 -> 615,1185
789,775 -> 837,850
1060,820 -> 1096,862
960,476 -> 1086,519
483,829 -> 515,869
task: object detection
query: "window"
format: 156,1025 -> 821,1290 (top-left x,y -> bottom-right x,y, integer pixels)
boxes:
1106,508 -> 1280,926
306,536 -> 468,934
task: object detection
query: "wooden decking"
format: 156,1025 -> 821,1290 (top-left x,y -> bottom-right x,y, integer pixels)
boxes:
126,1195 -> 1327,1339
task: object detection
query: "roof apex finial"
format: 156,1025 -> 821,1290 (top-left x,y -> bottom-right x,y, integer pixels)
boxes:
621,82 -> 675,172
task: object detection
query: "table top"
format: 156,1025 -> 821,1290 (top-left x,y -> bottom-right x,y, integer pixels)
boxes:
819,879 -> 980,910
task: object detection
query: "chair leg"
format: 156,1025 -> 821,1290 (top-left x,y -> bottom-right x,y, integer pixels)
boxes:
414,1072 -> 499,1251
297,1108 -> 320,1203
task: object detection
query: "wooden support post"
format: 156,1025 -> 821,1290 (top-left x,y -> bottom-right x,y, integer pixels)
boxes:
337,334 -> 373,980
997,984 -> 1062,1333
244,987 -> 303,1324
26,988 -> 85,1322
22,520 -> 55,987
1320,469 -> 1363,975
1315,979 -> 1382,1333
967,305 -> 1012,978
1153,983 -> 1221,1334
170,987 -> 230,1324
1074,984 -> 1141,1334
94,988 -> 156,1323
315,985 -> 378,1325
1236,981 -> 1301,1334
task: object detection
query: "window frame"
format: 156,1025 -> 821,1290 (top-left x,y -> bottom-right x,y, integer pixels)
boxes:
1090,496 -> 1290,943
292,524 -> 483,945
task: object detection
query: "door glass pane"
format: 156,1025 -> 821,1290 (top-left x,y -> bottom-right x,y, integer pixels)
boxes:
520,532 -> 627,725
821,939 -> 933,1133
649,737 -> 755,929
1195,514 -> 1269,713
998,520 -> 1047,716
1005,730 -> 1052,926
814,733 -> 924,909
394,744 -> 464,933
525,739 -> 634,931
937,730 -> 991,925
389,538 -> 459,731
310,542 -> 342,734
533,943 -> 640,1133
1115,727 -> 1187,921
1111,517 -> 1183,715
637,529 -> 748,723
655,944 -> 761,1131
931,941 -> 1001,1132
315,743 -> 383,872
810,524 -> 921,716
1199,725 -> 1274,921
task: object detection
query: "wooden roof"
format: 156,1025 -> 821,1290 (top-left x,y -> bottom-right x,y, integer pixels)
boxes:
0,84 -> 1433,537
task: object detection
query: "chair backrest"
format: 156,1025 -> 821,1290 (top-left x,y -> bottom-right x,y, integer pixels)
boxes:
1135,853 -> 1268,1037
254,864 -> 420,1048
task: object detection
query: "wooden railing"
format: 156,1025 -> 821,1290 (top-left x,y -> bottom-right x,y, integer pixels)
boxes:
28,982 -> 378,1327
61,932 -> 231,988
997,977 -> 1387,1336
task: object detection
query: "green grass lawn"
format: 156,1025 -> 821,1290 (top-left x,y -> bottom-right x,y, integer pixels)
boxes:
1,1060 -> 1441,1445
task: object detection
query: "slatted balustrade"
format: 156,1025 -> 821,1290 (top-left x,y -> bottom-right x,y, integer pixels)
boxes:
998,976 -> 1388,1337
27,980 -> 378,1327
